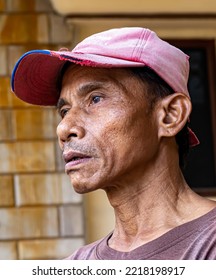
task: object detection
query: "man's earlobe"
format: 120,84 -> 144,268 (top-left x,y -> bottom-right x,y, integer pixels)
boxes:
157,93 -> 192,139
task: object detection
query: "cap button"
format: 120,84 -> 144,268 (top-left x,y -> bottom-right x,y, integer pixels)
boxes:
59,47 -> 69,51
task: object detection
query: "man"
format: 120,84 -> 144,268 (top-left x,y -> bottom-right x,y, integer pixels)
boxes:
11,27 -> 216,259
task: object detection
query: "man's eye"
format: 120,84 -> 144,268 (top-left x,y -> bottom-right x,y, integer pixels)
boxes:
60,108 -> 69,118
91,96 -> 102,104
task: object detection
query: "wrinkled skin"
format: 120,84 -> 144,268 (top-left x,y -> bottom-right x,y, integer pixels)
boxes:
57,65 -> 159,194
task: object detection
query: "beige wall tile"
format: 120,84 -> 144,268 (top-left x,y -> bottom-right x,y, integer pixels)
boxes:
0,207 -> 58,239
6,0 -> 36,11
0,175 -> 14,206
0,141 -> 55,173
35,0 -> 52,12
37,14 -> 49,43
0,110 -> 13,140
49,14 -> 72,44
0,77 -> 11,107
18,238 -> 84,260
8,46 -> 28,84
0,0 -> 5,12
0,46 -> 7,75
59,205 -> 84,236
0,242 -> 17,260
6,0 -> 52,12
15,173 -> 82,206
60,174 -> 76,201
0,77 -> 32,108
55,141 -> 65,171
0,15 -> 49,44
55,115 -> 65,171
13,108 -> 57,139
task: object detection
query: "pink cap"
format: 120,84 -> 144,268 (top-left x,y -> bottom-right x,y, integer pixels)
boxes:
11,27 -> 199,146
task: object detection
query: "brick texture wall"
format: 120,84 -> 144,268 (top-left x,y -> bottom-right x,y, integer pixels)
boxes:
0,0 -> 85,259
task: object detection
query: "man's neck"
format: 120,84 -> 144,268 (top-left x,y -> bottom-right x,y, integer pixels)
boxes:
105,160 -> 215,252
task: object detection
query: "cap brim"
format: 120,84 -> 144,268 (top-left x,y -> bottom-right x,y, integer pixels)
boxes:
11,49 -> 144,106
12,50 -> 67,106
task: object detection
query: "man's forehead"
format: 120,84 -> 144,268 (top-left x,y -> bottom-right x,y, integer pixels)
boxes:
62,64 -> 134,82
61,65 -> 140,96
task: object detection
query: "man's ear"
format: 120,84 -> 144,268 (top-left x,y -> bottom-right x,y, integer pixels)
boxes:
157,93 -> 192,139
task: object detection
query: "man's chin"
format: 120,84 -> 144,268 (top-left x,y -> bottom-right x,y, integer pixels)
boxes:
69,177 -> 101,194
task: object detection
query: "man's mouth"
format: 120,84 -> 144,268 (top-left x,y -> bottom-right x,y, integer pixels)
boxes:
63,151 -> 92,172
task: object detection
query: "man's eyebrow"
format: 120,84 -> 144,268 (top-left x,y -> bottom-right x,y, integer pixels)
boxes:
56,98 -> 68,111
77,81 -> 105,96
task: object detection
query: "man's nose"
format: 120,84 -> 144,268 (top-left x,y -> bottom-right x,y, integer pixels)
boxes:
56,110 -> 85,146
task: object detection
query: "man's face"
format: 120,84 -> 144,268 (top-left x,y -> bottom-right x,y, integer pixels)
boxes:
57,65 -> 160,193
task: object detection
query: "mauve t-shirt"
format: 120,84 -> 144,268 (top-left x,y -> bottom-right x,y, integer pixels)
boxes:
66,207 -> 216,260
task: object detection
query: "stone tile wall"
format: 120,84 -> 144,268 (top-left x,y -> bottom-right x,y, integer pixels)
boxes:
0,0 -> 85,259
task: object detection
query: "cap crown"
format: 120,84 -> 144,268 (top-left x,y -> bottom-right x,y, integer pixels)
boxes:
72,27 -> 190,96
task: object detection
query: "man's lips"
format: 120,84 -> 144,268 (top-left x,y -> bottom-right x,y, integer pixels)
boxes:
63,151 -> 92,171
